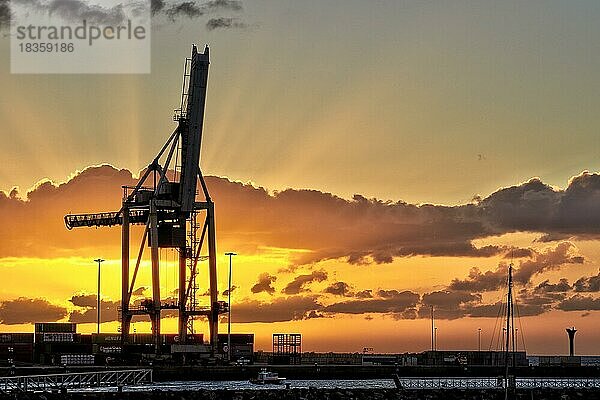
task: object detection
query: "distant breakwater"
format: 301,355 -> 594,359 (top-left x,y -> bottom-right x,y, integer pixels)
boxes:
3,388 -> 600,400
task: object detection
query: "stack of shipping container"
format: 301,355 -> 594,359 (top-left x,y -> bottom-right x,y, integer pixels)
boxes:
0,333 -> 34,365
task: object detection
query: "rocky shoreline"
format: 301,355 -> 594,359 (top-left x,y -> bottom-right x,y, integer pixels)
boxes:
2,388 -> 600,400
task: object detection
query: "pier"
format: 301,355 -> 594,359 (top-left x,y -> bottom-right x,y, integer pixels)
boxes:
0,369 -> 152,393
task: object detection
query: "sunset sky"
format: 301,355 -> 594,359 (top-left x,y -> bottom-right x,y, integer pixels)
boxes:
1,0 -> 600,355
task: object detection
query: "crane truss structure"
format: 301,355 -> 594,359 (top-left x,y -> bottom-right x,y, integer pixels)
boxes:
64,45 -> 225,354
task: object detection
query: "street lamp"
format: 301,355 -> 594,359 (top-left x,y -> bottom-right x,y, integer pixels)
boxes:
224,252 -> 237,362
434,327 -> 438,351
93,258 -> 105,334
478,328 -> 482,352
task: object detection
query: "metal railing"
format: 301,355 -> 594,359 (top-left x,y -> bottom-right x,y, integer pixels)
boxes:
0,369 -> 152,393
396,377 -> 503,390
395,377 -> 600,390
517,377 -> 600,389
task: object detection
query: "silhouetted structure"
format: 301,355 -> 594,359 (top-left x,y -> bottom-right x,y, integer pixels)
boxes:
566,327 -> 577,357
64,45 -> 225,354
272,334 -> 301,365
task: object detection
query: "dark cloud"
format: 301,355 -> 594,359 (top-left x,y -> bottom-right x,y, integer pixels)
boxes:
533,278 -> 571,294
421,290 -> 481,308
222,285 -> 237,296
377,289 -> 406,298
0,0 -> 10,30
557,295 -> 600,311
0,165 -> 136,259
250,273 -> 277,295
398,308 -> 418,320
158,0 -> 244,23
503,248 -> 534,259
68,294 -> 120,323
0,298 -> 67,325
232,296 -> 321,323
448,264 -> 509,292
204,0 -> 242,11
132,287 -> 148,297
323,282 -> 352,296
1,0 -> 246,30
354,290 -> 373,299
69,294 -> 97,308
151,0 -> 165,15
165,1 -> 203,20
513,242 -> 583,284
206,16 -> 246,30
515,289 -> 565,316
10,0 -> 129,26
305,310 -> 325,319
48,0 -> 127,25
535,233 -> 572,243
573,272 -> 600,292
282,270 -> 328,295
448,242 -> 583,292
419,291 -> 482,320
322,291 -> 419,315
68,294 -> 180,323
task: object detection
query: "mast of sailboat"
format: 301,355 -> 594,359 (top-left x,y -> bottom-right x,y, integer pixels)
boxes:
504,263 -> 514,395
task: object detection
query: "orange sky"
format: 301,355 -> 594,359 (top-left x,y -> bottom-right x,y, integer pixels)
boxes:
1,166 -> 600,355
2,1 -> 600,355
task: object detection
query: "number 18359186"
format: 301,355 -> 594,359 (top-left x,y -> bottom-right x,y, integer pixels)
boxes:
19,42 -> 74,52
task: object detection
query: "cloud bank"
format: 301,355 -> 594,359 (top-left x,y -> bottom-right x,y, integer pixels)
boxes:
4,166 -> 600,266
2,0 -> 247,31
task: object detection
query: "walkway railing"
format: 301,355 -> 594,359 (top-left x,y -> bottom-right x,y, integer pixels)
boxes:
395,376 -> 600,390
0,369 -> 152,393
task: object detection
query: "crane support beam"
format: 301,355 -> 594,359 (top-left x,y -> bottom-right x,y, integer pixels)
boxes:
65,210 -> 148,229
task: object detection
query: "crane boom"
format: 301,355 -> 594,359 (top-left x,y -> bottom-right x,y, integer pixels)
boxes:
179,45 -> 210,213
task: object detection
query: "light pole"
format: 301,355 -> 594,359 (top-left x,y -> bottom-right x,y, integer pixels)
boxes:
225,252 -> 237,362
478,328 -> 482,352
430,305 -> 434,351
434,327 -> 438,351
93,258 -> 105,334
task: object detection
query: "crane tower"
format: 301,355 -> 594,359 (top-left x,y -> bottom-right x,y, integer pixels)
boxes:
64,45 -> 225,353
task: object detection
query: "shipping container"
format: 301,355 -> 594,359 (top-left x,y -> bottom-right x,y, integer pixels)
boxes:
96,345 -> 122,354
0,343 -> 34,363
171,344 -> 210,353
34,323 -> 77,333
36,333 -> 76,343
218,333 -> 254,345
163,333 -> 204,344
92,333 -> 122,344
0,333 -> 34,343
60,354 -> 95,366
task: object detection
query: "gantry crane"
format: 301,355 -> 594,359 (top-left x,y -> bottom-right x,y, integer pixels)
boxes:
64,45 -> 226,354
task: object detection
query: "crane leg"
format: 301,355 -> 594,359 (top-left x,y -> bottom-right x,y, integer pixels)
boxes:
207,201 -> 218,355
121,207 -> 131,343
149,200 -> 161,351
178,246 -> 188,342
